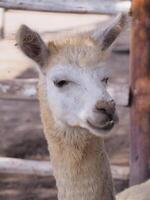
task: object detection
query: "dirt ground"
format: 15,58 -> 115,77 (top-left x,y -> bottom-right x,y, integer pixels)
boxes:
0,11 -> 130,200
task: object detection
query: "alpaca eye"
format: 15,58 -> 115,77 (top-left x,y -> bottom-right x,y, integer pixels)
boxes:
102,77 -> 109,84
54,80 -> 69,88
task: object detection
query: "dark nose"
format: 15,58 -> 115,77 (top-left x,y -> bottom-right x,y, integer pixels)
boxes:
95,100 -> 116,119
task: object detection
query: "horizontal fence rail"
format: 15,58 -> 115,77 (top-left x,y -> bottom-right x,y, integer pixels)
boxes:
0,79 -> 38,101
0,78 -> 129,106
0,0 -> 131,15
0,157 -> 129,180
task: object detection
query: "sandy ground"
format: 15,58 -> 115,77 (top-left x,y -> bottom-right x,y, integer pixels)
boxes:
0,10 -> 130,200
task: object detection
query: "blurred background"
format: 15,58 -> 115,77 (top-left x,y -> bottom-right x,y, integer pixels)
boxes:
0,1 -> 130,199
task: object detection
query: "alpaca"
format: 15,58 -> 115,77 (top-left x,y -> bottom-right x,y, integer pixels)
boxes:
17,13 -> 126,200
117,179 -> 150,200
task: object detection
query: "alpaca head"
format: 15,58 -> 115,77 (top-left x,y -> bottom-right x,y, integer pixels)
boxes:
17,13 -> 126,137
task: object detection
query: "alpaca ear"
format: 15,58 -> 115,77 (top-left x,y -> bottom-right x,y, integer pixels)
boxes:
16,25 -> 49,67
91,13 -> 127,51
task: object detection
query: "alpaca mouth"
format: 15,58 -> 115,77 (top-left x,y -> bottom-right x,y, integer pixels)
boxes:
87,119 -> 115,132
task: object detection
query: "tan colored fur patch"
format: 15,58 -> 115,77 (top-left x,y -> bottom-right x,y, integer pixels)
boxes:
47,35 -> 104,68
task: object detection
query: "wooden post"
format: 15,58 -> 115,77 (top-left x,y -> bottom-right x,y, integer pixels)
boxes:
130,0 -> 150,185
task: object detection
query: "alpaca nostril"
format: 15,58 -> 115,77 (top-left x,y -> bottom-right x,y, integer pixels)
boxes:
96,108 -> 107,114
108,113 -> 113,120
96,107 -> 113,120
95,101 -> 115,119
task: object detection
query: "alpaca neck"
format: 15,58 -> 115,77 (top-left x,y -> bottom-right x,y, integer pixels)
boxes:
46,128 -> 115,200
38,78 -> 115,200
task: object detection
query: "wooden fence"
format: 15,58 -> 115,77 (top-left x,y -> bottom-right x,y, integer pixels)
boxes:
1,0 -> 150,186
0,0 -> 130,183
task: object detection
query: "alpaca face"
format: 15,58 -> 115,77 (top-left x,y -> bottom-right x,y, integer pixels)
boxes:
17,13 -> 126,137
45,62 -> 118,136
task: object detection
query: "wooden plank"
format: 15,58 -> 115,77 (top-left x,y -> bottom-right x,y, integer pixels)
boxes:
0,79 -> 38,101
0,78 -> 129,106
0,0 -> 131,15
130,0 -> 150,185
0,157 -> 52,176
0,157 -> 129,180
